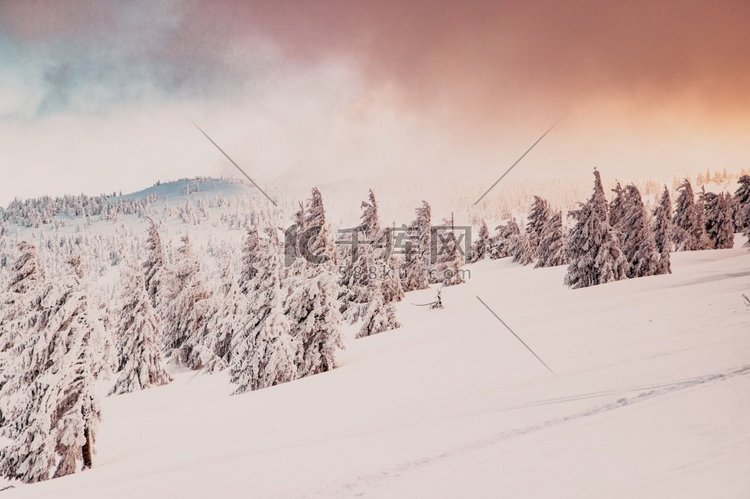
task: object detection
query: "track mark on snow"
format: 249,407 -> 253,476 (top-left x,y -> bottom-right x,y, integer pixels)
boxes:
316,364 -> 750,498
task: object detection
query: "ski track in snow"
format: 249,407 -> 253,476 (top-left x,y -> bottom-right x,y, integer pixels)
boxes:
313,364 -> 750,498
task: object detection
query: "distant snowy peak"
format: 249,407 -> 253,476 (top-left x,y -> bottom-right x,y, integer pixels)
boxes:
119,177 -> 255,202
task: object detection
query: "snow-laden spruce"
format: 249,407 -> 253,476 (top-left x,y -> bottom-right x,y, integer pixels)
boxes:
161,234 -> 215,368
491,218 -> 520,259
0,255 -> 100,483
673,179 -> 709,251
143,217 -> 165,308
609,181 -> 627,230
511,231 -> 534,266
402,201 -> 431,291
565,169 -> 628,288
704,191 -> 735,249
652,186 -> 673,275
620,184 -> 660,278
380,227 -> 405,304
284,187 -> 344,377
734,174 -> 750,232
230,228 -> 297,394
432,216 -> 466,285
535,211 -> 568,268
469,219 -> 491,263
0,241 -> 48,361
191,227 -> 264,373
339,189 -> 383,322
525,196 -> 551,253
110,262 -> 172,395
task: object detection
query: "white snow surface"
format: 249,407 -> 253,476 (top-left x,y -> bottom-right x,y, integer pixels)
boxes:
3,243 -> 750,498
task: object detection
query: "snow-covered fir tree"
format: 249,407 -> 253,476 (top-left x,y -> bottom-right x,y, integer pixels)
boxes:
491,218 -> 521,259
239,227 -> 260,294
0,242 -> 48,359
620,184 -> 659,278
469,219 -> 491,263
433,217 -> 465,285
161,234 -> 215,367
733,174 -> 750,231
511,232 -> 534,266
401,201 -> 431,291
565,170 -> 628,288
704,192 -> 735,249
284,188 -> 344,377
339,190 -> 384,321
110,262 -> 172,395
143,218 -> 165,307
673,179 -> 709,251
193,229 -> 261,373
695,187 -> 712,249
609,181 -> 626,230
535,211 -> 567,268
301,187 -> 335,265
230,228 -> 296,394
652,186 -> 673,274
525,196 -> 551,252
357,290 -> 401,339
1,255 -> 101,483
380,227 -> 405,303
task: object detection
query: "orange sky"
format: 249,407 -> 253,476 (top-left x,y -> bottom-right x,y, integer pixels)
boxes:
1,1 -> 749,203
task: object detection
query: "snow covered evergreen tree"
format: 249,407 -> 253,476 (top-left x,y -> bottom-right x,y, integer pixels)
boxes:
380,227 -> 405,304
239,227 -> 260,294
339,189 -> 383,321
511,232 -> 534,266
733,175 -> 750,231
161,234 -> 215,367
673,179 -> 709,251
620,185 -> 659,278
401,201 -> 431,291
491,218 -> 520,259
301,187 -> 335,265
0,242 -> 48,360
433,218 -> 465,285
525,196 -> 551,252
609,182 -> 626,230
357,291 -> 401,338
230,229 -> 296,394
110,263 -> 172,395
284,188 -> 344,377
143,218 -> 165,307
652,186 -> 673,274
1,255 -> 101,482
565,170 -> 628,288
704,192 -> 735,249
535,211 -> 567,268
469,219 -> 491,263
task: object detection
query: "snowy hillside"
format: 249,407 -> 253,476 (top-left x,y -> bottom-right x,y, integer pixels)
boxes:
3,241 -> 749,498
116,177 -> 255,202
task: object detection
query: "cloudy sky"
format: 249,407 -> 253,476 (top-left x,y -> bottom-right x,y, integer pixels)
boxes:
1,0 -> 749,205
